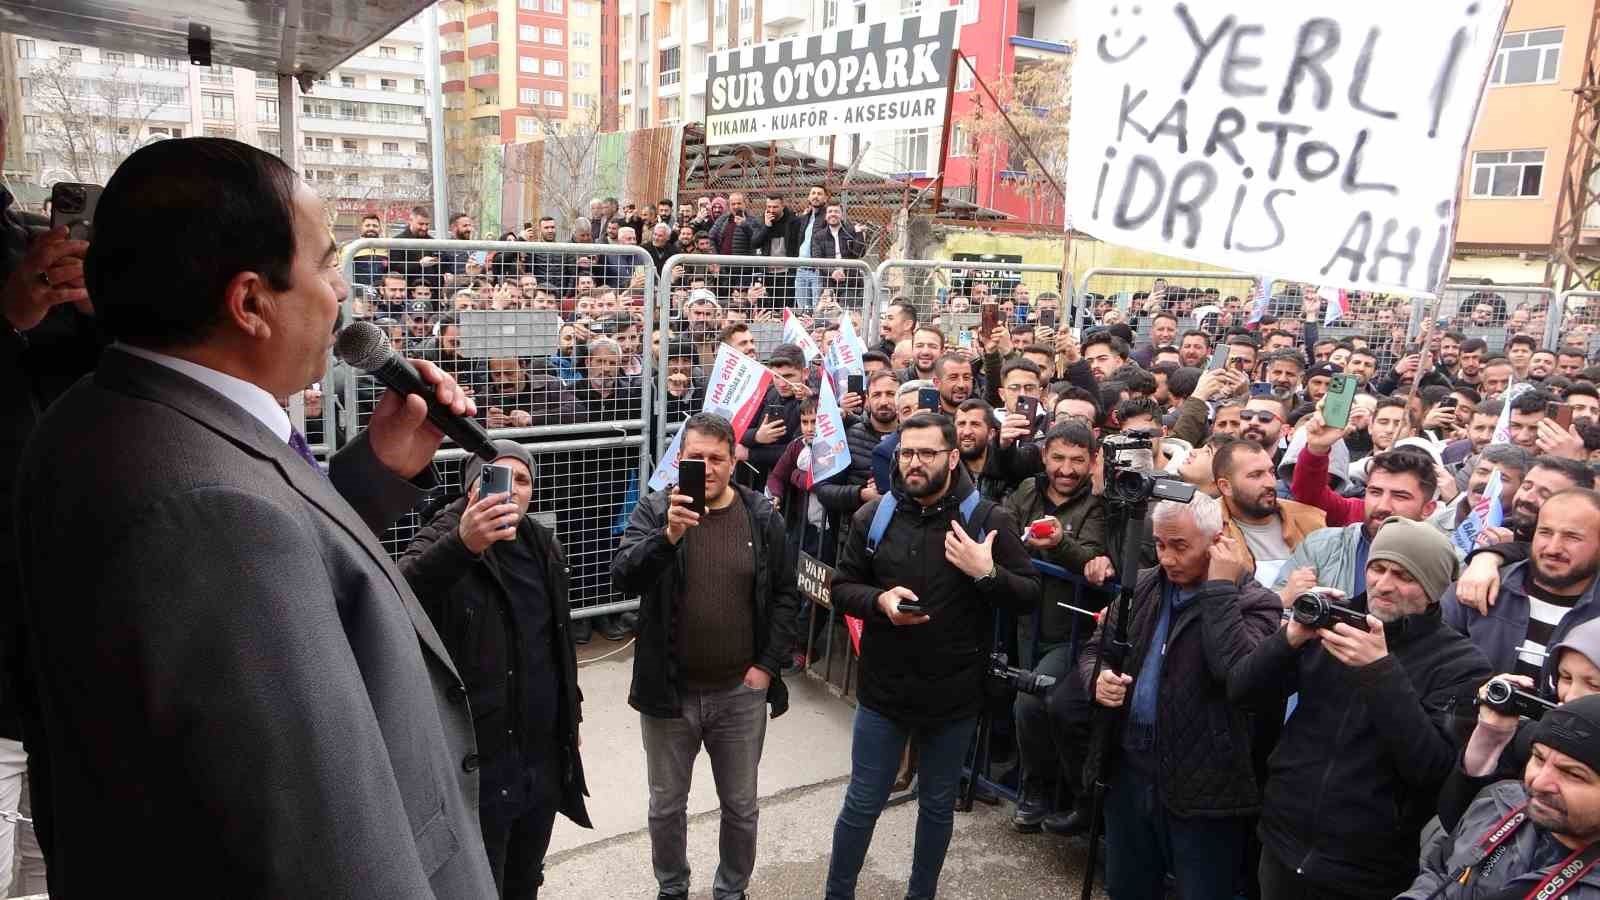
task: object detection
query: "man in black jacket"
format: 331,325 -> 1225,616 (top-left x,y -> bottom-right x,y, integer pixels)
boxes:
825,414 -> 1040,900
612,412 -> 797,900
398,440 -> 591,898
788,185 -> 829,310
813,370 -> 899,539
1232,517 -> 1491,899
809,202 -> 866,306
1082,492 -> 1282,897
749,197 -> 795,307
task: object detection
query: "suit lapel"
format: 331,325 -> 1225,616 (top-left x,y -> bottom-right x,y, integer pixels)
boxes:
97,349 -> 463,682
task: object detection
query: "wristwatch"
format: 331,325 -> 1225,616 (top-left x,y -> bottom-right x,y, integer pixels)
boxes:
974,564 -> 998,591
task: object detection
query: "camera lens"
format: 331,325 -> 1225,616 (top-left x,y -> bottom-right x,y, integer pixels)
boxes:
1291,592 -> 1328,626
1485,678 -> 1513,706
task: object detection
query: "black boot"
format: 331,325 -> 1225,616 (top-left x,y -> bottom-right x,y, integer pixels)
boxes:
572,616 -> 592,645
601,614 -> 629,641
1042,796 -> 1092,836
1011,777 -> 1051,833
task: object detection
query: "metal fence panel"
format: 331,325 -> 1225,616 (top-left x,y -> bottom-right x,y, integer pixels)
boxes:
1556,291 -> 1600,363
1075,268 -> 1267,347
871,260 -> 1070,364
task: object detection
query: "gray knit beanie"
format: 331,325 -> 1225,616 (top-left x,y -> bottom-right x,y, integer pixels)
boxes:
1367,517 -> 1460,604
1551,617 -> 1600,673
462,439 -> 536,492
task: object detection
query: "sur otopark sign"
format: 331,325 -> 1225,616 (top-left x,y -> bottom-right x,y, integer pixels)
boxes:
705,8 -> 960,146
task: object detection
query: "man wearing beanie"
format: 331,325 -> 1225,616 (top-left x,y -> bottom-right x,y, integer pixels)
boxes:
399,439 -> 592,896
1234,517 -> 1491,898
1401,694 -> 1600,899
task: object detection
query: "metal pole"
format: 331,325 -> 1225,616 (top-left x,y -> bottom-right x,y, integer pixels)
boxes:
425,3 -> 450,222
931,50 -> 961,216
278,74 -> 298,172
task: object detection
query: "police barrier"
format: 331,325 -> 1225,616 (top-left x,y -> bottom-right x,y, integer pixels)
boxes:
872,259 -> 1072,367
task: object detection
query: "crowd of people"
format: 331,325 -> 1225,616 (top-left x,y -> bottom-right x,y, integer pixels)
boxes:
17,132 -> 1600,900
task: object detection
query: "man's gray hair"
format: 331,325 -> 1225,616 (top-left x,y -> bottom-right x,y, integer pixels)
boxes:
898,379 -> 931,399
1151,491 -> 1223,537
587,336 -> 622,356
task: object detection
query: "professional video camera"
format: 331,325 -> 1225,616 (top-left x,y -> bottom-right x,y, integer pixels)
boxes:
1100,432 -> 1196,506
989,651 -> 1055,697
1482,677 -> 1555,720
1289,589 -> 1369,631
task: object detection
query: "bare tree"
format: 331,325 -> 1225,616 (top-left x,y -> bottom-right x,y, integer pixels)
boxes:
27,55 -> 176,183
954,53 -> 1072,224
501,107 -> 607,232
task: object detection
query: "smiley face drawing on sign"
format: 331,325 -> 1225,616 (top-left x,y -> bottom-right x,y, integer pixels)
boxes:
1097,4 -> 1148,64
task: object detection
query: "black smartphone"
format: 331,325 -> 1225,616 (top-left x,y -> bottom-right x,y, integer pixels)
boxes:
1551,402 -> 1575,430
50,182 -> 102,241
1015,395 -> 1040,423
479,463 -> 512,499
678,458 -> 707,515
918,387 -> 941,411
896,601 -> 926,615
1438,396 -> 1458,410
1039,307 -> 1056,329
847,373 -> 865,396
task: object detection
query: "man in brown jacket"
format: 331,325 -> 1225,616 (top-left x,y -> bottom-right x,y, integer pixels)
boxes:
1213,438 -> 1325,589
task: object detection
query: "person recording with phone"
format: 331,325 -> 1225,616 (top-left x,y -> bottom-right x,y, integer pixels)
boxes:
1080,493 -> 1282,899
1232,518 -> 1491,899
613,413 -> 797,900
824,414 -> 1039,900
398,440 -> 592,897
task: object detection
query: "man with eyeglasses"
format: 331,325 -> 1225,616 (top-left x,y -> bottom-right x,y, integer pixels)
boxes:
826,413 -> 1039,900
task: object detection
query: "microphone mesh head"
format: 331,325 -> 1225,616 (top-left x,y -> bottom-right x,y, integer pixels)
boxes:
334,320 -> 392,371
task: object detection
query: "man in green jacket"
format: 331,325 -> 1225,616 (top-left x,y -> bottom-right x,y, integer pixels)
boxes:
1002,422 -> 1108,833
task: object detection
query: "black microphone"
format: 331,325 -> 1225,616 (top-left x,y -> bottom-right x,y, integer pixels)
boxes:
334,320 -> 498,462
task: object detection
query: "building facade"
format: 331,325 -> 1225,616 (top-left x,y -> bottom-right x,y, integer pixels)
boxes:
5,17 -> 436,234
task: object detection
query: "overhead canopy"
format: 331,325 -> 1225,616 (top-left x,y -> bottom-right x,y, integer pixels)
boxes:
0,0 -> 431,77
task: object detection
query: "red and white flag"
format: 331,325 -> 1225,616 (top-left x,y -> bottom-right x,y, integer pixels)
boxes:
1319,286 -> 1350,325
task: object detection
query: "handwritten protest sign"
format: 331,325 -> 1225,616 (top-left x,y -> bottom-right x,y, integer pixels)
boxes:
1067,2 -> 1507,297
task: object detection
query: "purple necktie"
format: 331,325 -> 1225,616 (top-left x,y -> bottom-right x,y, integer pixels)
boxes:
287,429 -> 326,477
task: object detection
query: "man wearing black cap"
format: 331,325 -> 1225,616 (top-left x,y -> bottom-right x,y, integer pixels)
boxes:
399,440 -> 591,896
1402,693 -> 1600,899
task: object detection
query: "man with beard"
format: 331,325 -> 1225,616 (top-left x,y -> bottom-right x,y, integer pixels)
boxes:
1240,394 -> 1290,462
350,214 -> 389,288
788,184 -> 830,309
814,370 -> 900,535
953,398 -> 1014,501
1402,692 -> 1600,900
931,351 -> 972,416
1571,383 -> 1600,426
1001,422 -> 1107,835
876,299 -> 917,358
1236,519 -> 1491,899
1262,350 -> 1306,402
1530,349 -> 1559,381
826,414 -> 1038,900
1456,338 -> 1489,388
1214,439 -> 1326,587
1132,312 -> 1180,368
437,213 -> 476,284
1482,357 -> 1516,402
1444,489 -> 1600,681
1178,329 -> 1211,369
387,206 -> 440,289
1279,420 -> 1440,600
906,326 -> 944,383
1429,444 -> 1532,535
1560,348 -> 1589,380
1082,331 -> 1131,383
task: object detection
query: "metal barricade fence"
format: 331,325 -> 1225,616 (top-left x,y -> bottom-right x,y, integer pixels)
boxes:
337,237 -> 656,621
1076,268 -> 1267,349
652,253 -> 877,460
872,260 -> 1071,361
1556,291 -> 1600,363
1431,283 -> 1558,354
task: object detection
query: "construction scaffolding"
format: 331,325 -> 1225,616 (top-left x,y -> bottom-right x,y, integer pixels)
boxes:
1548,0 -> 1600,292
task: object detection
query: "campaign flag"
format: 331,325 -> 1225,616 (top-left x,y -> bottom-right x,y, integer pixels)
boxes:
825,312 -> 867,379
810,376 -> 852,485
647,343 -> 775,490
845,614 -> 863,656
1452,466 -> 1504,553
784,309 -> 822,363
1320,286 -> 1351,326
1245,279 -> 1270,326
1492,382 -> 1536,445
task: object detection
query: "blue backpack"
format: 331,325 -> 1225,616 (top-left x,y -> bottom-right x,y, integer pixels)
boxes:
865,489 -> 987,555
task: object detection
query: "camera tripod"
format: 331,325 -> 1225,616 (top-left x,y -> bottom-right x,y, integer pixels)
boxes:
958,646 -> 1056,812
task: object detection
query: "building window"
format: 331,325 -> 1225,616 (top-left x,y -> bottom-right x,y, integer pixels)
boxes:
257,98 -> 279,122
15,39 -> 34,58
520,24 -> 539,42
1471,149 -> 1546,198
383,141 -> 400,153
380,78 -> 397,91
957,55 -> 973,91
343,172 -> 361,185
21,116 -> 41,134
103,51 -> 126,65
544,89 -> 563,106
341,74 -> 357,87
520,87 -> 540,104
473,116 -> 501,136
204,126 -> 237,139
573,0 -> 594,14
146,55 -> 179,70
891,127 -> 930,173
899,0 -> 921,13
338,101 -> 359,119
822,0 -> 837,27
519,0 -> 539,9
202,92 -> 235,120
475,88 -> 498,105
383,174 -> 402,187
414,78 -> 425,92
58,47 -> 82,61
314,137 -> 334,150
342,138 -> 359,152
574,92 -> 594,108
951,123 -> 969,156
471,56 -> 499,75
149,126 -> 184,139
659,46 -> 680,85
469,23 -> 497,44
740,0 -> 753,22
517,116 -> 539,136
520,56 -> 540,73
545,0 -> 563,11
574,62 -> 590,78
16,78 -> 29,98
378,45 -> 398,58
1492,28 -> 1563,86
260,131 -> 279,152
544,59 -> 564,76
716,0 -> 728,28
572,32 -> 592,48
544,27 -> 563,45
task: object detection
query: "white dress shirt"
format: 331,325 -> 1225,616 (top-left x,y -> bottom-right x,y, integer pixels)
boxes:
115,343 -> 292,444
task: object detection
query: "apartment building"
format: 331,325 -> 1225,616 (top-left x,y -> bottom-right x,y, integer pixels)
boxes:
614,0 -> 1074,225
4,17 -> 435,233
437,0 -> 605,144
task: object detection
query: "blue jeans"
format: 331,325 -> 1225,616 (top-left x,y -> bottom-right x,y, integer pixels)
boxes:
825,706 -> 977,900
795,267 -> 821,310
1103,767 -> 1249,900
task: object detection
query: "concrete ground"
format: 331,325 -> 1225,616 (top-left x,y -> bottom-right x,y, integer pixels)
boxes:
550,635 -> 1104,899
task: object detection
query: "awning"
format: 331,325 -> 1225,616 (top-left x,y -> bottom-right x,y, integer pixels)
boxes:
0,0 -> 432,77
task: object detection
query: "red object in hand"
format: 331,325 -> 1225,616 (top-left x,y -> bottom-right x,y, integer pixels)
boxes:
1028,518 -> 1059,540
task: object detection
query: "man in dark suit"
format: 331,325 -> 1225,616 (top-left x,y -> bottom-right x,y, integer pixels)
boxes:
12,138 -> 497,896
809,202 -> 866,306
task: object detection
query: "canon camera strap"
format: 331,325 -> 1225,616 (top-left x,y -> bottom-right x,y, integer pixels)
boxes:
1430,803 -> 1600,900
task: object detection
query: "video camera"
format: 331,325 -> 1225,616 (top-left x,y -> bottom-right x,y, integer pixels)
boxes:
1482,677 -> 1555,720
989,651 -> 1055,697
1101,432 -> 1196,506
1289,589 -> 1369,631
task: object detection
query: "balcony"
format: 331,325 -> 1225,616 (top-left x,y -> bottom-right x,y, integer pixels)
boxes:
309,83 -> 428,106
299,115 -> 429,139
299,150 -> 430,170
764,0 -> 806,26
342,53 -> 426,75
